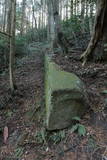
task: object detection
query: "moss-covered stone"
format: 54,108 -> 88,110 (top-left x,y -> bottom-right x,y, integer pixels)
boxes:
45,55 -> 88,130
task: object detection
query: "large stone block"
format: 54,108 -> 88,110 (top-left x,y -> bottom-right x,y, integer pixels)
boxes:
45,55 -> 88,130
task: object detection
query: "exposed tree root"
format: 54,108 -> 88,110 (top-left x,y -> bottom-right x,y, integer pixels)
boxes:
81,0 -> 106,66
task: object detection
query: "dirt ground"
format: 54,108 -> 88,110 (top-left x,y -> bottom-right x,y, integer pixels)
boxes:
0,50 -> 107,160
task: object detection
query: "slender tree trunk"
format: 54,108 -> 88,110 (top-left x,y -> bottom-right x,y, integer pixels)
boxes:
41,0 -> 44,29
89,1 -> 94,35
0,1 -> 4,30
3,0 -> 7,32
85,0 -> 88,17
0,8 -> 1,30
47,0 -> 55,52
70,0 -> 73,17
7,0 -> 11,34
38,12 -> 41,30
59,0 -> 62,20
66,0 -> 69,20
9,0 -> 16,92
20,0 -> 26,35
76,0 -> 80,15
81,0 -> 85,33
74,0 -> 77,16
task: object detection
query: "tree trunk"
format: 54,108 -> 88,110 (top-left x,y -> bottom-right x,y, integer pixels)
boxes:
81,0 -> 85,33
81,0 -> 107,65
70,0 -> 73,17
74,0 -> 77,16
9,0 -> 16,93
0,0 -> 4,31
59,0 -> 62,20
20,0 -> 26,35
7,0 -> 11,34
65,0 -> 69,20
47,0 -> 55,52
85,0 -> 88,17
3,0 -> 7,32
89,0 -> 94,35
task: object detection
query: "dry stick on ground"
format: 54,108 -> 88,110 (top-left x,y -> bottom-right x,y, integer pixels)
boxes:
81,0 -> 106,66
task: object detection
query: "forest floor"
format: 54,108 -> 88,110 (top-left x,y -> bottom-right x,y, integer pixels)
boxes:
0,47 -> 107,160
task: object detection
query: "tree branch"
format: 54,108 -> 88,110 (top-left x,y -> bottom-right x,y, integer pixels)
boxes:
0,30 -> 12,37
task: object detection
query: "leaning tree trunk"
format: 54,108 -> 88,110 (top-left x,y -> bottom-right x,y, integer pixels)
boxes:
81,0 -> 107,65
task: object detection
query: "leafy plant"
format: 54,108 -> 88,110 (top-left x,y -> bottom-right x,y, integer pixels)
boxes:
71,117 -> 86,136
14,147 -> 24,158
49,130 -> 66,144
88,135 -> 97,149
0,35 -> 9,71
104,43 -> 107,47
35,128 -> 47,144
101,90 -> 107,94
35,129 -> 66,145
4,110 -> 13,118
72,116 -> 81,121
71,124 -> 86,136
104,43 -> 107,51
15,35 -> 27,57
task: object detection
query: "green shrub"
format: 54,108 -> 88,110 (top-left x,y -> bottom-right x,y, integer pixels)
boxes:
0,35 -> 9,72
62,15 -> 92,38
15,35 -> 27,57
25,27 -> 47,43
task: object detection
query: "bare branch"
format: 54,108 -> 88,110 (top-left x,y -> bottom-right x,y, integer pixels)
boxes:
0,30 -> 12,37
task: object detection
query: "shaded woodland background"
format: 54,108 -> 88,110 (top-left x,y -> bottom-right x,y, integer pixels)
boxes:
0,0 -> 96,73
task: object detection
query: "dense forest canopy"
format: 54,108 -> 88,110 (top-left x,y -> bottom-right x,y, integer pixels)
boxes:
0,0 -> 97,71
0,0 -> 96,33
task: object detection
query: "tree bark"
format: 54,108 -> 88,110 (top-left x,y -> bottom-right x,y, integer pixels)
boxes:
9,0 -> 16,93
7,0 -> 11,34
20,0 -> 26,35
65,0 -> 69,20
70,0 -> 73,17
81,0 -> 107,65
47,0 -> 70,53
47,0 -> 55,52
81,0 -> 85,33
3,0 -> 7,32
89,0 -> 94,35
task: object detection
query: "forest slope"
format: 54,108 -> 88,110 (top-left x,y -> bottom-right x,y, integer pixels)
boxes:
0,49 -> 107,159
